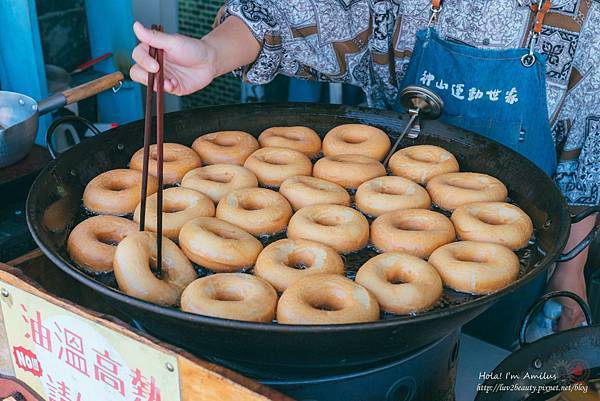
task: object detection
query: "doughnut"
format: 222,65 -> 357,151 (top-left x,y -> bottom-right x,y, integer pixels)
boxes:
426,172 -> 508,211
428,241 -> 520,295
113,231 -> 197,305
133,187 -> 215,239
181,164 -> 258,203
371,209 -> 456,259
277,274 -> 380,325
83,169 -> 158,215
216,188 -> 292,236
313,154 -> 386,189
451,202 -> 533,249
130,143 -> 201,185
67,216 -> 137,273
287,205 -> 369,254
389,145 -> 459,184
355,253 -> 443,314
192,131 -> 259,165
179,217 -> 263,272
181,273 -> 277,322
279,176 -> 350,210
254,239 -> 344,292
322,124 -> 391,161
258,126 -> 322,158
355,176 -> 431,217
243,147 -> 312,187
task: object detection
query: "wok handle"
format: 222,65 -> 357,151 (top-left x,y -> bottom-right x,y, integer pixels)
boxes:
45,116 -> 102,159
571,205 -> 600,223
557,206 -> 600,263
519,291 -> 593,347
37,71 -> 124,115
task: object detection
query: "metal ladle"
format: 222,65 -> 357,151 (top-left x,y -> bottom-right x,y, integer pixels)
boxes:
383,85 -> 444,166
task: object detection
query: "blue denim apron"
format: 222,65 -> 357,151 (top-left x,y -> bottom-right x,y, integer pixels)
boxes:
396,28 -> 556,176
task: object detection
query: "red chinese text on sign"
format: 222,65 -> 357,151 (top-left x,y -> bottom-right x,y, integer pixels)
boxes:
132,368 -> 162,401
47,374 -> 82,401
93,349 -> 125,396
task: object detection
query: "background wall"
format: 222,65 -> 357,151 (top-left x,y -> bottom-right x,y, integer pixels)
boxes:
178,0 -> 241,108
35,0 -> 90,72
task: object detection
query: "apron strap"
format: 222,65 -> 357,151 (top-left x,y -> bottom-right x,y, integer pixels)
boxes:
521,0 -> 552,67
531,0 -> 552,34
429,0 -> 443,27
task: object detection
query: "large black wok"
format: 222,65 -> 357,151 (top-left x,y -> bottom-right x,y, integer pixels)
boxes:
25,103 -> 598,376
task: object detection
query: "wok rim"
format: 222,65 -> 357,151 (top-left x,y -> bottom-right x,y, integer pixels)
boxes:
26,102 -> 572,334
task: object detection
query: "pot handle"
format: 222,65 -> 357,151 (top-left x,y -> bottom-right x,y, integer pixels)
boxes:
38,71 -> 124,116
519,290 -> 593,347
45,116 -> 102,159
557,206 -> 600,263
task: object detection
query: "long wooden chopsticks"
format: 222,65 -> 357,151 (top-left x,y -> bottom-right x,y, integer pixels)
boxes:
139,24 -> 165,277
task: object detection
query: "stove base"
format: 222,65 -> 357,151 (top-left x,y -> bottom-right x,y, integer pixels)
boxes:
130,318 -> 460,401
261,329 -> 460,401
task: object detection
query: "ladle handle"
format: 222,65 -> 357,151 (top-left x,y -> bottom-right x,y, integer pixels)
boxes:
383,112 -> 419,167
519,291 -> 593,347
38,71 -> 124,115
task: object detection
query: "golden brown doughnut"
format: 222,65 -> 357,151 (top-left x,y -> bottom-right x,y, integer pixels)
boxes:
313,154 -> 386,189
216,188 -> 293,236
254,239 -> 344,292
322,124 -> 391,161
243,147 -> 312,187
258,126 -> 322,158
355,253 -> 443,314
451,202 -> 533,249
180,164 -> 258,203
181,273 -> 277,322
370,209 -> 456,259
426,172 -> 508,211
83,169 -> 158,215
279,176 -> 350,210
179,217 -> 263,272
192,131 -> 259,165
428,241 -> 520,295
113,231 -> 197,305
130,143 -> 201,185
389,145 -> 459,184
67,216 -> 137,273
277,274 -> 380,325
355,176 -> 431,217
133,187 -> 215,239
287,205 -> 369,254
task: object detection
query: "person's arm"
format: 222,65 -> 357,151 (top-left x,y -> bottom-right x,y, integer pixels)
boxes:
130,17 -> 260,96
549,4 -> 600,329
131,0 -> 373,96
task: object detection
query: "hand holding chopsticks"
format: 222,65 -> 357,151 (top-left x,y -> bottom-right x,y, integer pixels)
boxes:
138,25 -> 165,277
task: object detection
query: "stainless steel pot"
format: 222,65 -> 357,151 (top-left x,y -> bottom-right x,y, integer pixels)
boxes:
0,71 -> 123,168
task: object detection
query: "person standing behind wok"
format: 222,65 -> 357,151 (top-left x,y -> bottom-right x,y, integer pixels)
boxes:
130,0 -> 600,330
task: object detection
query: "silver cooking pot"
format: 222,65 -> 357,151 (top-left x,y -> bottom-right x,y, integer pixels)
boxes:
0,71 -> 123,168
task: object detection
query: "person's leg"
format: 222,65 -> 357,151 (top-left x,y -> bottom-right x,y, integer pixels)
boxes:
547,213 -> 597,330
